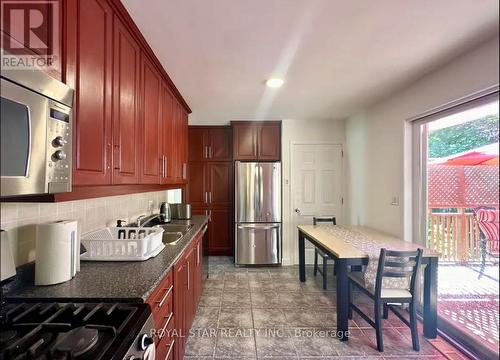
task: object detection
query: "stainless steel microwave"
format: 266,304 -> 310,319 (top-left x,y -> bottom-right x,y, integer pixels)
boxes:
1,68 -> 74,197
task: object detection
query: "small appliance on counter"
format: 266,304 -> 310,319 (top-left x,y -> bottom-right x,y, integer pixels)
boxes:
35,220 -> 79,286
170,203 -> 192,220
159,202 -> 172,222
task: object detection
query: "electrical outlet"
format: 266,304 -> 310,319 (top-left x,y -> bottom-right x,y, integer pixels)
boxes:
148,200 -> 155,213
391,196 -> 400,206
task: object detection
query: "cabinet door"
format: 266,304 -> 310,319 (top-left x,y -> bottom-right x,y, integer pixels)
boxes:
207,163 -> 232,207
209,208 -> 232,255
112,16 -> 140,184
140,55 -> 162,183
68,0 -> 113,185
161,85 -> 175,184
208,128 -> 232,161
186,163 -> 207,207
194,235 -> 203,305
173,260 -> 186,360
173,101 -> 186,182
233,123 -> 258,160
188,128 -> 209,162
186,245 -> 197,329
181,108 -> 189,180
258,123 -> 281,160
2,1 -> 63,80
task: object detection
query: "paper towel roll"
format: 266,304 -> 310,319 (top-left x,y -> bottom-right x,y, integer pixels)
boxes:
35,220 -> 79,286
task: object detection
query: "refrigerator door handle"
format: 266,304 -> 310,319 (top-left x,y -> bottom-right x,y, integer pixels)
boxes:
237,224 -> 280,230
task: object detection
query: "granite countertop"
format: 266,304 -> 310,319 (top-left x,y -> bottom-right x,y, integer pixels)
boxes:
4,215 -> 209,303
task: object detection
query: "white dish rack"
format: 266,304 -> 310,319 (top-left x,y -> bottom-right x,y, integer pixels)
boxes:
80,227 -> 165,261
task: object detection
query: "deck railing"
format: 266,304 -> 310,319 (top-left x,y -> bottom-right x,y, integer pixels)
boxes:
427,209 -> 481,262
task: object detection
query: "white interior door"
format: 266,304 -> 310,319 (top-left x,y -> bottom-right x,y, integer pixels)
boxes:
291,143 -> 343,263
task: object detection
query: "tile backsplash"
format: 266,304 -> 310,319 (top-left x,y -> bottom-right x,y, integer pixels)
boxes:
0,189 -> 182,266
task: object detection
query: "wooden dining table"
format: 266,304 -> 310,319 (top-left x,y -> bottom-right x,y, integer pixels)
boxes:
298,225 -> 439,342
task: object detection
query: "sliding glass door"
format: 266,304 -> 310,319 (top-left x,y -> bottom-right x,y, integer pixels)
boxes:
413,92 -> 499,359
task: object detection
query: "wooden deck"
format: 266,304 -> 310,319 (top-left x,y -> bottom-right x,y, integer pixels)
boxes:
438,263 -> 499,355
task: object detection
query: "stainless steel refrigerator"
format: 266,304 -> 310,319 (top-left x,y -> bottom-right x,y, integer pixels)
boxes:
235,161 -> 281,265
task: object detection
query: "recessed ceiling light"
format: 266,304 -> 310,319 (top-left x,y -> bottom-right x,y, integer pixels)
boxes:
266,78 -> 284,88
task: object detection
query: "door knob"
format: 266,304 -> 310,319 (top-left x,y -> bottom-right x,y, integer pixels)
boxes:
294,208 -> 301,214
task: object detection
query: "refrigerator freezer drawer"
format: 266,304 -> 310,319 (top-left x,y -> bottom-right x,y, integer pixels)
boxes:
236,223 -> 281,265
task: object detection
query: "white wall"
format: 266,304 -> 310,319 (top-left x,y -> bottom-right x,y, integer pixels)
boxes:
281,118 -> 345,265
345,35 -> 500,240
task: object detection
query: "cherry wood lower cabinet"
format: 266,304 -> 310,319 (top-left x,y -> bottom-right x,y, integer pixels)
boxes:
192,207 -> 232,256
147,231 -> 203,360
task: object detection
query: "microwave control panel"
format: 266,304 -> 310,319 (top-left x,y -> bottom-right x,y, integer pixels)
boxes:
46,101 -> 72,193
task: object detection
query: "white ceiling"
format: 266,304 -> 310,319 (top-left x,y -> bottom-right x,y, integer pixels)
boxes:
122,0 -> 499,124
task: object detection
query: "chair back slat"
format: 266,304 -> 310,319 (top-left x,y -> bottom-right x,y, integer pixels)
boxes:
313,216 -> 336,225
383,271 -> 413,278
384,260 -> 416,268
385,250 -> 420,257
374,248 -> 423,298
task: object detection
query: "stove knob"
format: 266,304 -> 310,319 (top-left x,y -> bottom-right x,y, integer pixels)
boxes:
53,150 -> 67,161
139,334 -> 154,351
52,136 -> 67,147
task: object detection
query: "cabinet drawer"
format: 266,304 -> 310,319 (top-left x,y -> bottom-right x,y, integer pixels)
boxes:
148,271 -> 173,307
156,317 -> 175,360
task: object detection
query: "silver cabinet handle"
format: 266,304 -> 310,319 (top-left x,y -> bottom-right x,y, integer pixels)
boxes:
205,192 -> 208,204
197,242 -> 200,265
187,261 -> 190,290
156,285 -> 173,308
209,191 -> 212,203
204,146 -> 209,158
163,155 -> 167,178
209,146 -> 213,158
182,163 -> 187,180
165,339 -> 175,359
158,312 -> 174,339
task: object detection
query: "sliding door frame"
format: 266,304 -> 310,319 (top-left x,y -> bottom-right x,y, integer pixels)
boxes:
408,85 -> 499,360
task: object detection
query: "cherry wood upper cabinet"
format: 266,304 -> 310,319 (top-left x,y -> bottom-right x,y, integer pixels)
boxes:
233,123 -> 258,160
258,122 -> 281,160
112,16 -> 140,184
188,128 -> 209,162
232,121 -> 281,161
161,84 -> 175,184
188,127 -> 232,162
173,102 -> 188,182
66,0 -> 113,185
209,128 -> 232,161
140,55 -> 162,184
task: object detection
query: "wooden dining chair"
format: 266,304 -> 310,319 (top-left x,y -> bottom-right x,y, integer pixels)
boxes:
313,216 -> 336,290
348,248 -> 423,352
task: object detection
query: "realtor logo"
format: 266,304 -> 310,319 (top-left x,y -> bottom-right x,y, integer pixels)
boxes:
1,0 -> 59,70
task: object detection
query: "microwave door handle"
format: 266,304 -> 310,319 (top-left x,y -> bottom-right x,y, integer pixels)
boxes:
25,104 -> 33,177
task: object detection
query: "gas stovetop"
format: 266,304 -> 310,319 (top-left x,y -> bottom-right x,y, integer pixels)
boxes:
0,302 -> 152,360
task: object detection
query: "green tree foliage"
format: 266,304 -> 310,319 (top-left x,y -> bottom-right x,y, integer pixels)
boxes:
429,114 -> 499,158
